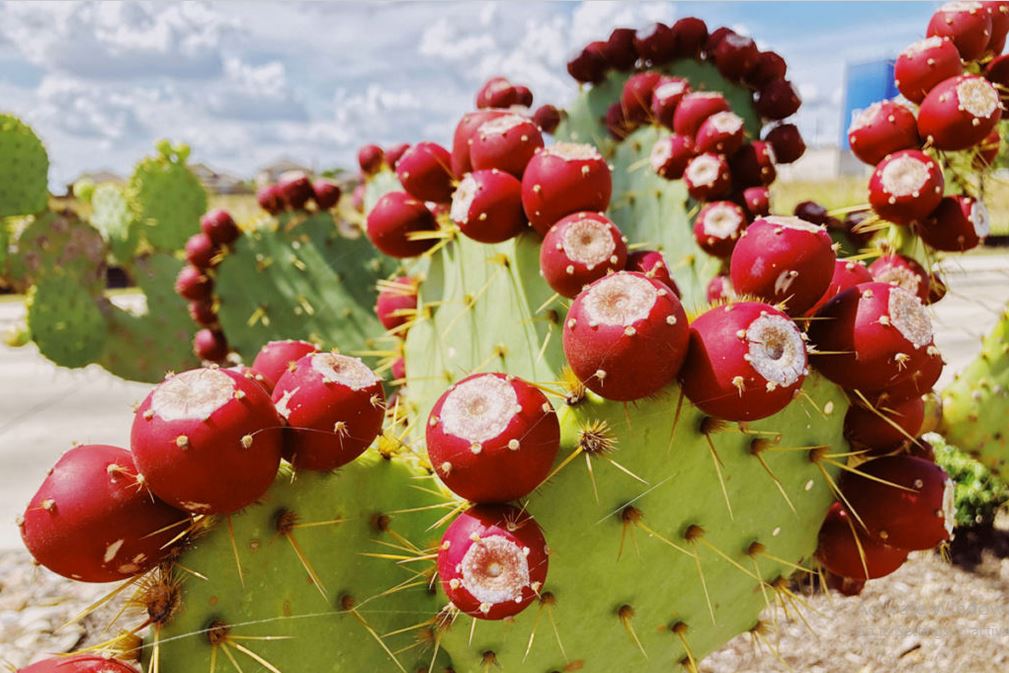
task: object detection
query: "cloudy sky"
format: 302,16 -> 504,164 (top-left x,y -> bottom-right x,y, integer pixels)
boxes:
0,1 -> 937,187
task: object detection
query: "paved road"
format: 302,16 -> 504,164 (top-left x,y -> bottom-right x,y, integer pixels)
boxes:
1,257 -> 1007,549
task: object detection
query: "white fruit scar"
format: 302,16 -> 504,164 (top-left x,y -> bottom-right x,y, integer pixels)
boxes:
460,535 -> 532,607
888,287 -> 933,348
311,353 -> 380,389
151,368 -> 234,421
746,314 -> 806,387
582,273 -> 657,326
562,217 -> 616,269
440,375 -> 518,443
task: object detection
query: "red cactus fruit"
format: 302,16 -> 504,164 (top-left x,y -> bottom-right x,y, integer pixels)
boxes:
256,183 -> 282,215
673,92 -> 730,137
927,1 -> 993,60
650,133 -> 695,180
20,444 -> 188,583
985,0 -> 1009,53
625,250 -> 680,296
840,455 -> 954,550
670,16 -> 709,58
188,299 -> 217,327
747,50 -> 787,88
184,232 -> 219,270
470,114 -> 544,178
928,272 -> 949,304
193,328 -> 228,362
358,144 -> 385,175
563,271 -> 688,401
869,254 -> 930,302
844,395 -> 926,452
684,152 -> 732,201
826,571 -> 867,596
847,100 -> 921,166
867,343 -> 944,405
200,208 -> 240,245
695,111 -> 746,154
868,150 -> 944,225
634,23 -> 676,64
680,302 -> 808,421
729,216 -> 835,315
567,41 -> 609,84
986,53 -> 1009,106
312,179 -> 342,210
809,282 -> 935,390
476,76 -> 519,109
427,373 -> 560,503
764,123 -> 806,164
650,76 -> 692,129
533,104 -> 562,134
438,505 -> 549,620
513,87 -> 533,109
605,102 -> 636,140
366,191 -> 438,258
620,71 -> 663,123
521,143 -> 612,236
917,75 -> 1002,151
277,172 -> 313,211
391,356 -> 406,381
742,186 -> 771,217
351,184 -> 365,213
729,141 -> 776,187
272,353 -> 385,471
895,36 -> 963,104
754,79 -> 801,120
451,109 -> 508,177
375,276 -> 418,331
451,169 -> 527,244
806,259 -> 874,317
706,275 -> 733,303
19,655 -> 141,673
540,212 -> 627,298
816,502 -> 910,580
976,127 -> 1001,167
705,26 -> 735,53
384,143 -> 410,169
712,32 -> 759,81
175,265 -> 212,302
918,194 -> 990,251
396,141 -> 454,203
693,201 -> 748,258
131,368 -> 283,514
602,28 -> 638,70
250,339 -> 319,392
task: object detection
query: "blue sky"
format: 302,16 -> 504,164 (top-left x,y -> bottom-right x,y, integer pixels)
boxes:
0,1 -> 938,186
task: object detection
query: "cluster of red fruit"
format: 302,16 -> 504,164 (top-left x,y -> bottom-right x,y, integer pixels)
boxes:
255,171 -> 342,215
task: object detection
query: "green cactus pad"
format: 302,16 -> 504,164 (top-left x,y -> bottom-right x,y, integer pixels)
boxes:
928,432 -> 1009,529
0,113 -> 49,218
6,210 -> 106,293
90,182 -> 140,263
146,454 -> 452,673
127,145 -> 207,252
25,271 -> 107,369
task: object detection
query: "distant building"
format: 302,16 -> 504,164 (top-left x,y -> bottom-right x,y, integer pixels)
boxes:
190,163 -> 251,194
839,58 -> 899,175
256,159 -> 314,186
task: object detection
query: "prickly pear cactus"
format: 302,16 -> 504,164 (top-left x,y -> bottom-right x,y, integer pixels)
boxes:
928,433 -> 1009,529
0,112 -> 49,218
5,209 -> 107,293
127,141 -> 207,252
25,270 -> 108,368
89,182 -> 140,263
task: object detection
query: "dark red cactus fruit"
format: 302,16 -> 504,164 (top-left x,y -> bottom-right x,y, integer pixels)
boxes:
869,254 -> 930,303
985,0 -> 1009,53
193,328 -> 229,362
563,271 -> 688,401
729,141 -> 776,187
843,209 -> 875,249
927,272 -> 950,304
673,92 -> 730,137
729,216 -> 836,316
567,41 -> 609,83
927,1 -> 993,61
451,169 -> 527,244
277,172 -> 313,211
707,275 -> 733,303
540,212 -> 627,298
816,502 -> 910,581
358,144 -> 385,176
705,26 -> 735,53
634,22 -> 676,64
650,134 -> 695,180
712,32 -> 759,81
366,191 -> 439,258
175,265 -> 212,302
806,259 -> 874,317
895,36 -> 963,104
188,299 -> 217,327
200,208 -> 240,245
764,123 -> 805,164
427,373 -> 560,503
620,71 -> 663,124
695,111 -> 746,155
184,232 -> 219,270
438,505 -> 549,620
917,194 -> 989,251
533,104 -> 562,134
684,152 -> 732,201
476,76 -> 519,109
257,183 -> 283,215
395,141 -> 454,203
840,455 -> 954,550
515,85 -> 534,108
693,201 -> 747,258
917,75 -> 1002,151
867,343 -> 944,406
312,179 -> 342,210
650,76 -> 692,129
844,395 -> 926,452
272,353 -> 385,472
809,282 -> 935,391
742,186 -> 771,217
521,143 -> 612,236
847,100 -> 921,166
602,28 -> 638,70
391,356 -> 406,381
375,276 -> 418,331
451,110 -> 508,177
793,200 -> 829,225
670,16 -> 708,58
868,150 -> 944,225
131,368 -> 283,514
605,102 -> 636,140
680,302 -> 808,422
746,50 -> 787,88
250,339 -> 319,392
990,55 -> 1009,104
469,114 -> 544,178
754,79 -> 801,120
384,143 -> 410,169
975,127 -> 1001,167
19,655 -> 141,673
826,571 -> 867,596
20,444 -> 188,583
625,250 -> 680,296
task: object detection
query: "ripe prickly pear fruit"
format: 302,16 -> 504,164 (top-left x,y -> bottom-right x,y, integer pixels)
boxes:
375,276 -> 418,331
277,172 -> 313,210
650,77 -> 691,129
437,505 -> 549,620
868,150 -> 944,225
470,114 -> 544,178
747,50 -> 787,88
256,183 -> 283,214
563,271 -> 688,401
566,41 -> 608,84
673,92 -> 730,137
311,179 -> 341,209
625,249 -> 679,296
729,140 -> 776,187
985,0 -> 1009,53
867,343 -> 944,405
273,353 -> 385,471
917,75 -> 1002,151
869,253 -> 930,302
192,328 -> 228,363
712,33 -> 759,81
815,502 -> 909,580
131,368 -> 283,514
695,111 -> 746,155
450,169 -> 527,244
184,232 -> 218,270
671,16 -> 708,57
634,22 -> 676,64
357,144 -> 385,175
754,79 -> 801,120
199,208 -> 240,245
366,191 -> 438,258
174,265 -> 213,301
187,299 -> 217,327
742,185 -> 771,216
927,1 -> 993,60
476,76 -> 519,109
918,194 -> 989,252
895,37 -> 962,104
680,302 -> 808,421
620,71 -> 662,123
395,141 -> 454,203
427,373 -> 560,503
521,143 -> 612,236
250,339 -> 319,392
19,655 -> 139,673
847,100 -> 921,166
540,212 -> 627,298
764,123 -> 806,163
650,133 -> 695,180
707,274 -> 733,302
844,395 -> 926,451
693,201 -> 747,258
806,259 -> 873,317
532,104 -> 561,134
602,27 -> 637,70
684,152 -> 731,200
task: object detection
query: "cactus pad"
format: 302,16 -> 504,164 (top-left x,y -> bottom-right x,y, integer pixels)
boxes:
0,113 -> 49,217
127,145 -> 207,252
90,182 -> 140,263
6,210 -> 106,293
25,272 -> 107,369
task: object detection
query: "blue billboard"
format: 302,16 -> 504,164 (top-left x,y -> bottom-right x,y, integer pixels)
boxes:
840,59 -> 899,149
